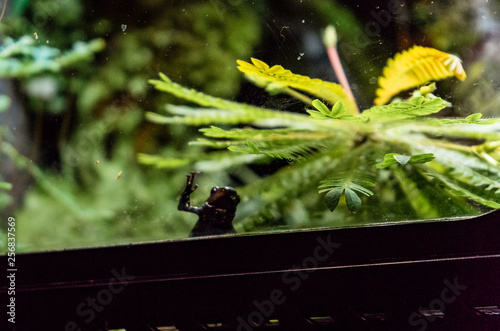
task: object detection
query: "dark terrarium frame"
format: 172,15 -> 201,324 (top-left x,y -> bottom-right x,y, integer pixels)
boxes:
2,210 -> 500,331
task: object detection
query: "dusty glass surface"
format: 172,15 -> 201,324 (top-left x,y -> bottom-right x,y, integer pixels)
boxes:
1,0 -> 500,252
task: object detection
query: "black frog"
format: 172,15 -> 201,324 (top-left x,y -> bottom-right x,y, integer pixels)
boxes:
178,172 -> 240,237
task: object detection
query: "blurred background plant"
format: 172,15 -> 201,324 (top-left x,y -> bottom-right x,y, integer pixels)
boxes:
0,0 -> 499,252
0,0 -> 263,251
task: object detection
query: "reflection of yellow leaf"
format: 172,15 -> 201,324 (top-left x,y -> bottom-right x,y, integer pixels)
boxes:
375,46 -> 466,105
237,58 -> 358,114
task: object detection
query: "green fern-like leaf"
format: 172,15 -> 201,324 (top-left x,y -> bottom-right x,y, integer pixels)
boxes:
430,171 -> 500,209
199,126 -> 335,160
147,75 -> 327,129
364,97 -> 446,120
449,165 -> 500,195
228,139 -> 330,160
137,150 -> 266,172
146,44 -> 500,228
199,126 -> 334,141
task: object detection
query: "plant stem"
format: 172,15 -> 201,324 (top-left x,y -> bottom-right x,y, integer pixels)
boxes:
326,47 -> 354,100
423,140 -> 472,153
323,25 -> 359,114
284,87 -> 314,105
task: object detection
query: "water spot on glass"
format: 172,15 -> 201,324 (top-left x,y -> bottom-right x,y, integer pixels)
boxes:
369,77 -> 378,84
302,19 -> 305,23
121,24 -> 127,32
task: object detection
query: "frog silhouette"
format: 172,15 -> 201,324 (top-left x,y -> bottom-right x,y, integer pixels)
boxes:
178,172 -> 240,237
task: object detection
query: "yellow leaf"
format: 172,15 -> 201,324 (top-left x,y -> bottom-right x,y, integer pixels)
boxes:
237,58 -> 358,115
374,46 -> 466,105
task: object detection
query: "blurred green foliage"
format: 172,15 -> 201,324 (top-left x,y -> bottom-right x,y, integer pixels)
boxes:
0,0 -> 262,252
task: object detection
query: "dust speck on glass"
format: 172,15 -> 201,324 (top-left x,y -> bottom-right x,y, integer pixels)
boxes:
0,0 -> 499,252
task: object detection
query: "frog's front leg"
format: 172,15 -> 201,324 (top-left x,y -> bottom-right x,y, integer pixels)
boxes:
178,172 -> 201,215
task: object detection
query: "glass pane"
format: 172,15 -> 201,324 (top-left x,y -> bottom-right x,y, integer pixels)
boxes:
1,0 -> 499,252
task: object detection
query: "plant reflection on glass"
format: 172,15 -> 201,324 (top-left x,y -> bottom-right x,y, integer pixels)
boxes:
142,26 -> 500,230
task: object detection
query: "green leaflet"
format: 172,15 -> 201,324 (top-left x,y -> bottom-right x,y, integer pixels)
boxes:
464,113 -> 500,124
324,187 -> 343,212
393,154 -> 411,165
375,153 -> 435,168
237,58 -> 358,114
344,188 -> 363,213
363,97 -> 446,120
307,100 -> 362,121
319,175 -> 375,212
409,153 -> 437,164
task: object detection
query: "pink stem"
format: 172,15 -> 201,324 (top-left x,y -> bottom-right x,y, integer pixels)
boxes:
327,46 -> 356,105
